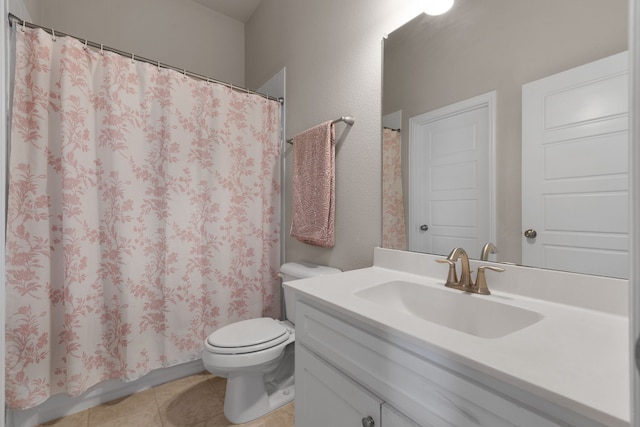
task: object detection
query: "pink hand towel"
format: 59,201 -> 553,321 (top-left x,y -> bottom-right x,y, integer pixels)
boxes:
290,121 -> 336,247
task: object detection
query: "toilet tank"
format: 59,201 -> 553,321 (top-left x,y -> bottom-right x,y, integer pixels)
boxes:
280,261 -> 341,324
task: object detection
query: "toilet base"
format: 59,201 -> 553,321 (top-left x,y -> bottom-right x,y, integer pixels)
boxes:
223,373 -> 295,424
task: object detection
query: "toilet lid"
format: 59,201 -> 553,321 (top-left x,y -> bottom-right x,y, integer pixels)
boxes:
206,317 -> 290,355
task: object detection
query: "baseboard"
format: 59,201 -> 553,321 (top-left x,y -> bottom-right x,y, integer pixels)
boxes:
7,359 -> 206,427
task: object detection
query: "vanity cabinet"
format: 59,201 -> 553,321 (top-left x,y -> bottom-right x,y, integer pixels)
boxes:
295,300 -> 581,427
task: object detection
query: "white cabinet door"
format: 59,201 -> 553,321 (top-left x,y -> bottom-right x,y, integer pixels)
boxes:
295,344 -> 382,427
522,51 -> 628,278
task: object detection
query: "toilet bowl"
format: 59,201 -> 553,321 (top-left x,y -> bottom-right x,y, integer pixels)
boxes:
202,262 -> 340,424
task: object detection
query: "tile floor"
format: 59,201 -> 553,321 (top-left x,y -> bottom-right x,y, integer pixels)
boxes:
37,372 -> 295,427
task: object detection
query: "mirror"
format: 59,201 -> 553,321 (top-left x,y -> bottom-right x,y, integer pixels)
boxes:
382,0 -> 629,278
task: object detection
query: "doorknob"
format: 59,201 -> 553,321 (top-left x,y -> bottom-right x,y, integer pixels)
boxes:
362,416 -> 375,427
420,224 -> 429,231
524,229 -> 537,238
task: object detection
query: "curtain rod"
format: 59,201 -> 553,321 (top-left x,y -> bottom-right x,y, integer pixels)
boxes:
7,13 -> 282,104
286,116 -> 355,145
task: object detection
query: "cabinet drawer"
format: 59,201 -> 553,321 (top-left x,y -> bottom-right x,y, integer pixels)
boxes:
296,300 -> 565,427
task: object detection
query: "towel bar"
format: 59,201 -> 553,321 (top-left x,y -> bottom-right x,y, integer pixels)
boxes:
286,117 -> 355,144
332,116 -> 355,126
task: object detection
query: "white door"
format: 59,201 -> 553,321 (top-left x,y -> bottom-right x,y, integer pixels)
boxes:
408,92 -> 496,257
295,345 -> 382,427
522,51 -> 628,278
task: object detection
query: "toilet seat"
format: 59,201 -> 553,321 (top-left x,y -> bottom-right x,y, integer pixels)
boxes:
206,318 -> 290,355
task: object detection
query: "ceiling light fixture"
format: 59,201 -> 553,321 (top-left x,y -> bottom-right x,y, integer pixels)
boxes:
424,0 -> 454,16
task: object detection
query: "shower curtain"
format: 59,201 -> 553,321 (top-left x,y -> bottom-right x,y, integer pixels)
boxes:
6,27 -> 282,410
382,128 -> 406,250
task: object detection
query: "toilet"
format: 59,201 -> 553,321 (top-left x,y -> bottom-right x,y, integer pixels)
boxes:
202,262 -> 341,424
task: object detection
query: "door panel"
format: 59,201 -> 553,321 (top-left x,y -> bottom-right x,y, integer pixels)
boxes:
522,51 -> 628,278
409,92 -> 496,257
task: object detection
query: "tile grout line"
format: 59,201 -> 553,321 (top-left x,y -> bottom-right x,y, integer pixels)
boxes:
151,382 -> 166,427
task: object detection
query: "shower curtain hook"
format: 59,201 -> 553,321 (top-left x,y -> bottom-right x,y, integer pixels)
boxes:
51,29 -> 57,42
131,53 -> 135,63
100,44 -> 104,56
183,69 -> 187,79
83,39 -> 88,50
21,20 -> 26,32
157,61 -> 160,71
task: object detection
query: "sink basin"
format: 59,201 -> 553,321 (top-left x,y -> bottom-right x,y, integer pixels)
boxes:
355,280 -> 543,338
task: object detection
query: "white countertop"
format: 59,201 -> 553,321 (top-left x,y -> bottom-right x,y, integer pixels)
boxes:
284,249 -> 630,427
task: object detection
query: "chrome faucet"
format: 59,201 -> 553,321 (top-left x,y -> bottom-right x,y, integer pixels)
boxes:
480,242 -> 498,261
436,247 -> 504,295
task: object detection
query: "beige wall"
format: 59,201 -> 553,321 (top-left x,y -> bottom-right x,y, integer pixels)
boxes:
11,0 -> 41,22
383,0 -> 627,264
36,0 -> 245,85
246,1 -> 425,271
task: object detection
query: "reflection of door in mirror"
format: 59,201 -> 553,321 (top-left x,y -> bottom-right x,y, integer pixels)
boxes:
408,92 -> 496,257
522,52 -> 628,278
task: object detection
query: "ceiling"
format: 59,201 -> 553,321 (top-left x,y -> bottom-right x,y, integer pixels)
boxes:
192,0 -> 263,23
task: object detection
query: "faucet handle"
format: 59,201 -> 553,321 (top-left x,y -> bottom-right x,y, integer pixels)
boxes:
436,258 -> 458,286
475,265 -> 505,295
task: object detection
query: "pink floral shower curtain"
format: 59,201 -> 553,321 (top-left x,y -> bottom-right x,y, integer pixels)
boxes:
382,128 -> 406,250
6,27 -> 281,410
